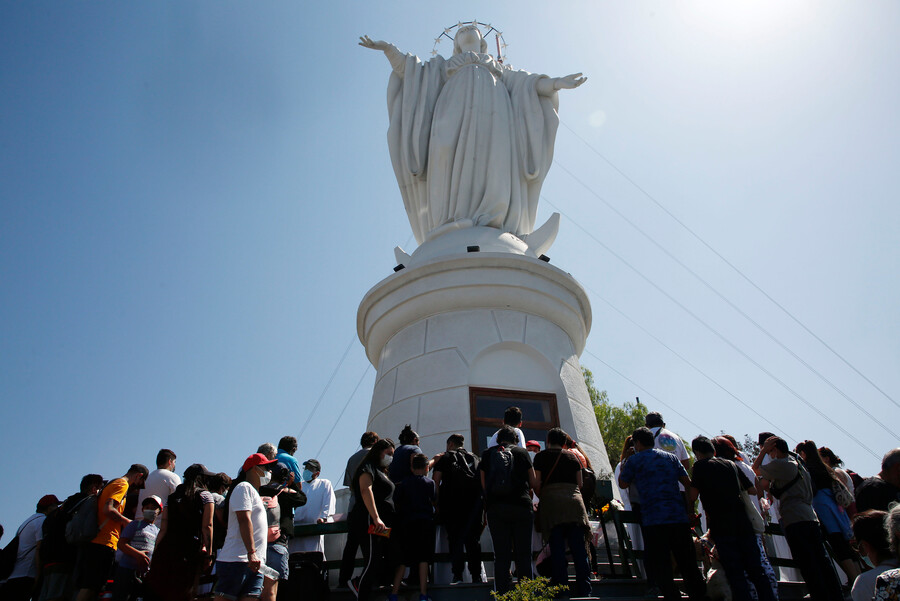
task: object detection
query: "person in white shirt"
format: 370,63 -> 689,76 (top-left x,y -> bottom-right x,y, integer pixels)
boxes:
1,494 -> 60,600
138,449 -> 182,525
645,412 -> 690,472
214,452 -> 277,601
487,406 -> 527,449
290,459 -> 335,554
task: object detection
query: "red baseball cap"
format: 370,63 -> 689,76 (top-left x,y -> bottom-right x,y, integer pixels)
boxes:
526,440 -> 541,449
38,494 -> 61,509
242,453 -> 278,473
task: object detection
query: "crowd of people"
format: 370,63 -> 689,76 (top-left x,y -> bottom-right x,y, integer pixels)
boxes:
0,438 -> 335,601
341,408 -> 598,601
615,412 -> 900,601
2,408 -> 900,601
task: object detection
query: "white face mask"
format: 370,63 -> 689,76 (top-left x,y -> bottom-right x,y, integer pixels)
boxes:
528,451 -> 537,460
142,510 -> 159,522
381,454 -> 393,468
258,467 -> 271,486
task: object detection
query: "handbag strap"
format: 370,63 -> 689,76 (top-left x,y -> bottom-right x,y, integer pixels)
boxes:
15,513 -> 43,537
730,461 -> 749,498
543,449 -> 566,485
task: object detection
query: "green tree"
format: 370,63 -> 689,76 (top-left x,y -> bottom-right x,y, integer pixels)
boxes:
585,368 -> 648,468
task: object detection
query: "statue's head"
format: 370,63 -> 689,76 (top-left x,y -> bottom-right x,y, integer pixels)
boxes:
453,25 -> 488,55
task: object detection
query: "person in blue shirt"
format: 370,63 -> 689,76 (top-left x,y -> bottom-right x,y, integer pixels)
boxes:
276,435 -> 303,483
388,425 -> 425,484
618,427 -> 705,601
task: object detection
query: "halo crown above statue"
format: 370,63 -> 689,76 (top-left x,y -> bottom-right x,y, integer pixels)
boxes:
431,20 -> 507,61
360,23 -> 586,259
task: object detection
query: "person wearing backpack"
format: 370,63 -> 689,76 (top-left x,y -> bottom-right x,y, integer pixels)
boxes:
38,474 -> 103,601
74,463 -> 149,601
146,463 -> 217,601
0,494 -> 61,600
479,426 -> 538,594
433,433 -> 484,584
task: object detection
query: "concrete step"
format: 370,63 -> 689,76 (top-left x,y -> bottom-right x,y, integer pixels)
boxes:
318,578 -> 809,601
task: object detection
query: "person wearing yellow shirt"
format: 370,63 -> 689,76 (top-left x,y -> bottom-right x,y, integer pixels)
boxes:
74,464 -> 148,601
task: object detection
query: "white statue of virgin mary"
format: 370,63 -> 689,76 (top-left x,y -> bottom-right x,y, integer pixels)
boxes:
361,26 -> 585,245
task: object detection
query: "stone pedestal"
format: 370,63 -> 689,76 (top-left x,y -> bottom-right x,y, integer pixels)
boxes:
357,228 -> 612,474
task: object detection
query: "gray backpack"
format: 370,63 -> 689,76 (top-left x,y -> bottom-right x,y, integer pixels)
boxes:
65,493 -> 102,544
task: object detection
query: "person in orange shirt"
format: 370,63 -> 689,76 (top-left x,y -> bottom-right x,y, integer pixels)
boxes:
74,464 -> 148,601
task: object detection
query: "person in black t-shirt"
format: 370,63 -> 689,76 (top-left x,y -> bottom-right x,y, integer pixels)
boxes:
689,436 -> 776,601
856,448 -> 900,513
38,474 -> 104,601
479,426 -> 538,594
432,433 -> 484,584
349,438 -> 396,601
533,427 -> 592,597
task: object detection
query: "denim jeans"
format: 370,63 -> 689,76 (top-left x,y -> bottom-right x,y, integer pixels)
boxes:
714,532 -> 778,601
549,522 -> 592,597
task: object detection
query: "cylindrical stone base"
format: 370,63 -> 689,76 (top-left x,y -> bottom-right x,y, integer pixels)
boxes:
357,252 -> 612,476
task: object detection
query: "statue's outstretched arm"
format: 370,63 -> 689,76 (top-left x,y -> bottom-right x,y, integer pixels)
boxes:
359,35 -> 406,75
536,72 -> 587,96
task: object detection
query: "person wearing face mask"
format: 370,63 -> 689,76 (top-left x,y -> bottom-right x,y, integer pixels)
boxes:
289,459 -> 336,555
526,441 -> 541,461
850,510 -> 897,601
111,495 -> 162,601
214,453 -> 277,601
348,439 -> 396,600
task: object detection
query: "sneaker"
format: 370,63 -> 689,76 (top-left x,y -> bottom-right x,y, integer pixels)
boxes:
346,578 -> 360,599
450,577 -> 463,585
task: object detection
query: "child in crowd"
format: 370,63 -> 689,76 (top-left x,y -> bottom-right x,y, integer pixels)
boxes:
390,453 -> 436,601
112,495 -> 163,601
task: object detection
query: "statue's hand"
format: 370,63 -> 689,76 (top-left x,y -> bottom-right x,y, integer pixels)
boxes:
359,35 -> 390,51
553,73 -> 587,90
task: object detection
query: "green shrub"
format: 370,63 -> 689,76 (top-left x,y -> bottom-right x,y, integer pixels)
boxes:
490,577 -> 569,601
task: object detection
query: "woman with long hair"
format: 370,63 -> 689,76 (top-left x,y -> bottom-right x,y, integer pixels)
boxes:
147,463 -> 216,601
795,440 -> 860,583
348,438 -> 396,601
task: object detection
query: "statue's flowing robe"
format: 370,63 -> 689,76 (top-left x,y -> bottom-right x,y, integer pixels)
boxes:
387,51 -> 559,244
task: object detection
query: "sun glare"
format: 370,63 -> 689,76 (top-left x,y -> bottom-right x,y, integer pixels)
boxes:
681,0 -> 812,40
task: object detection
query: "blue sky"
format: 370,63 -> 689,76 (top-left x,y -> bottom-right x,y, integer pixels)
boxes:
2,1 -> 898,530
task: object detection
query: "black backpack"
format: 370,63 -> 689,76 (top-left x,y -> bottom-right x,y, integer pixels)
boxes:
447,450 -> 479,486
580,467 -> 598,509
166,486 -> 205,553
0,534 -> 21,580
441,449 -> 481,500
485,445 -> 516,497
